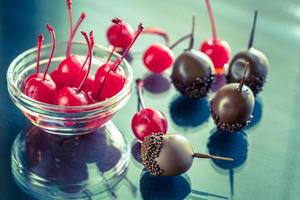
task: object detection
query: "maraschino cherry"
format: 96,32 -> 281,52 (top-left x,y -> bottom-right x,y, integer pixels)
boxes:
23,34 -> 44,89
107,19 -> 134,50
143,28 -> 192,74
24,24 -> 57,104
93,23 -> 144,101
51,0 -> 87,89
200,0 -> 231,74
131,79 -> 168,142
142,28 -> 173,73
53,31 -> 94,106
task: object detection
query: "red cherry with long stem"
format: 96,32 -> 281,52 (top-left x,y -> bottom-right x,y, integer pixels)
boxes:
93,23 -> 144,101
24,24 -> 57,104
200,0 -> 231,74
54,31 -> 94,107
23,34 -> 44,89
131,79 -> 168,142
107,20 -> 134,50
50,0 -> 86,89
36,34 -> 44,74
73,18 -> 123,96
143,30 -> 192,74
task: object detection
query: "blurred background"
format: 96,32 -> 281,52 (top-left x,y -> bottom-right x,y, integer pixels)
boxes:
0,0 -> 300,199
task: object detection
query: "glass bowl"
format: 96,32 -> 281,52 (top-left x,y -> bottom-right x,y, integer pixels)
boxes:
7,42 -> 133,135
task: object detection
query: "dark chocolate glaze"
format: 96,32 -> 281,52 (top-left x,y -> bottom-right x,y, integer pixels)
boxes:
211,83 -> 255,132
171,50 -> 215,98
141,134 -> 194,176
227,48 -> 268,95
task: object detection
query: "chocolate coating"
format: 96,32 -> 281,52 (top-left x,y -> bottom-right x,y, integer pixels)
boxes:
211,83 -> 255,132
227,48 -> 268,95
171,50 -> 215,98
141,134 -> 194,176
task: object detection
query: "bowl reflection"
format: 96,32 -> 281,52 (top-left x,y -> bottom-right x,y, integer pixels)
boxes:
12,123 -> 130,199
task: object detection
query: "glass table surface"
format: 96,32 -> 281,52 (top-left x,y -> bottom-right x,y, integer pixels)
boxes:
0,0 -> 299,199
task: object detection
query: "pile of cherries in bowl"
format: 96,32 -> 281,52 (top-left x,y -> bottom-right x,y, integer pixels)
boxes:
7,0 -> 145,134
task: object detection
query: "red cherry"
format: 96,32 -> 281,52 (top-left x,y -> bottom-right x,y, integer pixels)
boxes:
25,76 -> 57,104
94,65 -> 126,100
200,39 -> 230,69
132,108 -> 168,141
54,31 -> 94,107
200,0 -> 231,74
131,79 -> 167,141
24,24 -> 57,104
53,87 -> 88,106
24,34 -> 44,89
73,74 -> 95,94
94,22 -> 144,101
51,56 -> 85,88
143,43 -> 174,73
107,21 -> 134,49
141,26 -> 194,74
50,1 -> 86,89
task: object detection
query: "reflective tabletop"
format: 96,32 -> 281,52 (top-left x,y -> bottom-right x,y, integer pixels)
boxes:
0,0 -> 299,199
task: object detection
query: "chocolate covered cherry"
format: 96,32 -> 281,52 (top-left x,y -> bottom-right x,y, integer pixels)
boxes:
141,133 -> 232,176
171,17 -> 215,99
211,63 -> 255,132
227,11 -> 268,95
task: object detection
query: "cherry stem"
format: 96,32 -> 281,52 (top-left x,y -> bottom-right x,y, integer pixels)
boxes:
105,18 -> 123,64
77,31 -> 94,93
205,0 -> 217,41
43,24 -> 56,81
136,79 -> 146,110
193,153 -> 234,161
169,33 -> 191,50
186,16 -> 195,51
142,27 -> 170,46
67,0 -> 72,42
36,34 -> 44,74
66,12 -> 86,57
238,62 -> 249,92
95,18 -> 123,99
96,23 -> 143,100
112,23 -> 144,71
248,10 -> 258,49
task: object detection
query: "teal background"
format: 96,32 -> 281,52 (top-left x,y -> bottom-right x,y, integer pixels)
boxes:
0,0 -> 300,199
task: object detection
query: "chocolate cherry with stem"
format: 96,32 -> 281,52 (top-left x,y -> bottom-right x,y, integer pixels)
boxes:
51,0 -> 87,88
227,10 -> 268,95
53,31 -> 94,106
200,0 -> 231,74
171,16 -> 215,99
131,79 -> 168,142
24,24 -> 57,104
211,62 -> 255,132
93,23 -> 144,101
141,133 -> 233,176
143,28 -> 193,74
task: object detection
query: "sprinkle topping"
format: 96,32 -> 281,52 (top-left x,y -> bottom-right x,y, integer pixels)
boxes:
141,133 -> 164,175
